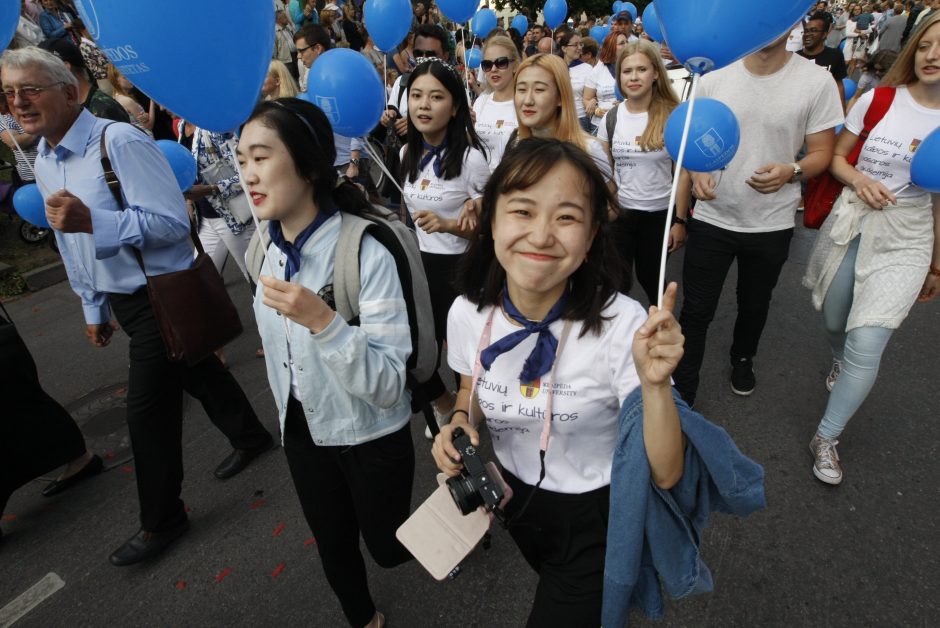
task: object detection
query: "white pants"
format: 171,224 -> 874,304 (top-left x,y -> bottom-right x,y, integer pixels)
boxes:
197,217 -> 255,281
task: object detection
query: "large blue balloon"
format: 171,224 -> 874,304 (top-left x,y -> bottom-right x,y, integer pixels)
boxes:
304,49 -> 385,137
13,184 -> 50,229
621,2 -> 638,19
511,15 -> 528,35
465,47 -> 482,69
642,4 -> 664,42
364,0 -> 412,52
471,9 -> 498,39
910,126 -> 940,193
156,140 -> 197,192
0,1 -> 18,50
664,98 -> 740,172
589,25 -> 607,41
437,0 -> 477,24
842,77 -> 857,100
612,1 -> 624,13
544,0 -> 568,29
73,0 -> 272,133
654,0 -> 812,73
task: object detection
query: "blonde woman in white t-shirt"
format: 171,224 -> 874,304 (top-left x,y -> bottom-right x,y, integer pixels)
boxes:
472,35 -> 520,172
597,39 -> 689,303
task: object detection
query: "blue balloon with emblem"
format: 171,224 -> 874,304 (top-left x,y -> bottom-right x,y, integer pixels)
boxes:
72,0 -> 273,133
544,0 -> 568,29
511,15 -> 528,35
654,0 -> 813,73
642,4 -> 664,42
302,48 -> 385,137
437,0 -> 477,24
664,98 -> 740,172
13,184 -> 50,229
471,9 -> 498,39
843,78 -> 857,100
910,126 -> 940,193
156,140 -> 198,192
465,47 -> 483,69
1,1 -> 18,50
620,2 -> 638,19
364,0 -> 412,52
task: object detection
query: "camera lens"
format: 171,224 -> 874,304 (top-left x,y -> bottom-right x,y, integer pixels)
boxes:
446,473 -> 483,515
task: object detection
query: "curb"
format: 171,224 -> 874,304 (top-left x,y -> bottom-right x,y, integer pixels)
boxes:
23,261 -> 68,292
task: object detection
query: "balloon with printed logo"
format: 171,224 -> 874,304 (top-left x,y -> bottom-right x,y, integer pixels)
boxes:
436,0 -> 477,24
511,15 -> 528,35
465,47 -> 482,69
303,48 -> 385,137
664,98 -> 740,172
842,77 -> 857,100
654,0 -> 814,74
544,0 -> 568,29
364,0 -> 412,51
156,140 -> 198,191
471,9 -> 498,39
589,25 -> 607,41
642,3 -> 664,42
1,1 -> 18,50
71,0 -> 272,132
620,2 -> 638,19
13,184 -> 49,229
910,126 -> 940,193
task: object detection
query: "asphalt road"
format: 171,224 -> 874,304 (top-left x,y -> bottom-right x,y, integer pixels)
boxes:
1,222 -> 938,627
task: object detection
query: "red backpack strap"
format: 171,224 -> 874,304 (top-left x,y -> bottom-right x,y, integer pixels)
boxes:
847,86 -> 896,165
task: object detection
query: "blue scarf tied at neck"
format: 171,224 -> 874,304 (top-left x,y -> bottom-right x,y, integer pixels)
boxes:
269,206 -> 336,281
418,139 -> 448,177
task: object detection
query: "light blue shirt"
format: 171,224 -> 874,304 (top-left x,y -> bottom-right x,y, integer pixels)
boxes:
35,109 -> 192,324
334,133 -> 365,168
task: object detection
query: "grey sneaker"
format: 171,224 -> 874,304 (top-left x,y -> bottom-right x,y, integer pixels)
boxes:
826,359 -> 843,392
809,433 -> 843,485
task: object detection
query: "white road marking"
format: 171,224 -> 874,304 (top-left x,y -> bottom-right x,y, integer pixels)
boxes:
0,573 -> 65,627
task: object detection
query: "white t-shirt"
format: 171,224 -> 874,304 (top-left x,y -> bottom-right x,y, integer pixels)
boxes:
597,104 -> 672,211
694,54 -> 844,233
473,93 -> 518,172
447,293 -> 647,493
586,62 -> 619,128
846,86 -> 940,198
400,146 -> 489,254
569,61 -> 594,119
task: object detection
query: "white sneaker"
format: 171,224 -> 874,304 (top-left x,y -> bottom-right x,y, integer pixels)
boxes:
826,359 -> 843,392
424,399 -> 454,440
809,433 -> 843,485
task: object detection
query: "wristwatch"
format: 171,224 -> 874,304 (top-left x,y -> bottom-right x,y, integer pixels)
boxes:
349,158 -> 360,166
790,162 -> 803,183
672,215 -> 687,226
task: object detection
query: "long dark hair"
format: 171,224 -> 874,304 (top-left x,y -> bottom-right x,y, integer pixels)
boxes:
456,138 -> 623,337
241,98 -> 377,218
400,59 -> 486,183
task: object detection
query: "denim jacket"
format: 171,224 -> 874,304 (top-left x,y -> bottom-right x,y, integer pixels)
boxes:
602,388 -> 766,627
255,213 -> 412,446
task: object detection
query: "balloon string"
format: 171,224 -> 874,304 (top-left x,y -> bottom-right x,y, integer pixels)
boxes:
8,132 -> 37,181
657,72 -> 699,310
462,26 -> 471,96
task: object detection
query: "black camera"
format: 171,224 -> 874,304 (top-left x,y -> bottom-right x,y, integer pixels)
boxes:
446,427 -> 505,516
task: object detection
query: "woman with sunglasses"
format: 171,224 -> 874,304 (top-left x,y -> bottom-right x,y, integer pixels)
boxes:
584,31 -> 629,135
473,35 -> 520,172
559,31 -> 594,133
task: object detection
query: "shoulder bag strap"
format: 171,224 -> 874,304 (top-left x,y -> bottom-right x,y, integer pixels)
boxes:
606,102 -> 619,141
847,86 -> 896,165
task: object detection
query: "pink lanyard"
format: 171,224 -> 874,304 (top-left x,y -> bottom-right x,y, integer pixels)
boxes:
468,305 -> 573,453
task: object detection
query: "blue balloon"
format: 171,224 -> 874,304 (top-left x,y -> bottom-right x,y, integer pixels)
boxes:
835,124 -> 844,134
642,4 -> 664,43
654,0 -> 811,73
437,0 -> 477,24
544,0 -> 568,29
839,39 -> 846,51
73,0 -> 272,133
364,0 -> 412,52
156,140 -> 197,192
465,47 -> 482,69
471,8 -> 498,39
1,1 -> 18,50
621,2 -> 638,19
910,126 -> 940,193
589,25 -> 607,41
304,49 -> 385,137
843,77 -> 857,100
13,184 -> 49,229
511,15 -> 528,35
612,1 -> 624,13
664,98 -> 740,172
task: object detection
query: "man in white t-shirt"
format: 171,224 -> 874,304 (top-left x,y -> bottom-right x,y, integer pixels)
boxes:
672,32 -> 843,406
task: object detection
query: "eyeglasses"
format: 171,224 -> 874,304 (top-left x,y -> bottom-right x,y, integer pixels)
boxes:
564,42 -> 583,48
1,82 -> 65,103
481,57 -> 511,72
414,49 -> 440,58
296,44 -> 314,55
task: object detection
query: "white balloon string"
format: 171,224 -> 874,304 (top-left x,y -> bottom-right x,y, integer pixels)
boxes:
462,26 -> 471,94
7,131 -> 37,181
657,72 -> 699,310
361,138 -> 410,204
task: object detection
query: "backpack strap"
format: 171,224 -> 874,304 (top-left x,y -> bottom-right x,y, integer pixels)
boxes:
605,103 -> 619,143
847,86 -> 896,166
333,212 -> 371,324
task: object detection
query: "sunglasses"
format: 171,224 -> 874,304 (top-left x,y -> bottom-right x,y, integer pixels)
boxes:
414,49 -> 440,58
481,57 -> 511,72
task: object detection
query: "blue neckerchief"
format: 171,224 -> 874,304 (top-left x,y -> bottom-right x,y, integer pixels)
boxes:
605,62 -> 616,79
480,287 -> 569,383
418,138 -> 447,177
269,206 -> 336,281
569,59 -> 585,69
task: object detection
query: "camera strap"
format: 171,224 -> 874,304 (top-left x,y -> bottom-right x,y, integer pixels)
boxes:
468,304 -> 573,527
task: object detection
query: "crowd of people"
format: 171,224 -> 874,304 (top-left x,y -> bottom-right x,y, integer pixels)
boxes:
2,0 -> 939,627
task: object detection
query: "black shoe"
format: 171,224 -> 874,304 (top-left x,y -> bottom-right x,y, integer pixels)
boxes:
213,437 -> 275,480
109,519 -> 189,567
730,358 -> 756,396
42,454 -> 104,497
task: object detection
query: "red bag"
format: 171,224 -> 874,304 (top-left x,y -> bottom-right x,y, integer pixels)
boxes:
803,86 -> 896,229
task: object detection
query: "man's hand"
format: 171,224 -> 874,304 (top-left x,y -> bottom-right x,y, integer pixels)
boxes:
85,322 -> 116,348
345,161 -> 360,180
183,184 -> 215,201
690,172 -> 717,201
746,163 -> 795,195
45,189 -> 93,233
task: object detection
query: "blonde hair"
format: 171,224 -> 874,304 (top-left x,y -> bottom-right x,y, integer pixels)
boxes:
107,63 -> 132,97
615,39 -> 679,152
880,12 -> 940,87
481,34 -> 519,92
514,53 -> 588,150
266,60 -> 299,99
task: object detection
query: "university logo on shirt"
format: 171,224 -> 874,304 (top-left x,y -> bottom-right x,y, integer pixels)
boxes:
635,136 -> 642,144
420,179 -> 431,191
496,120 -> 505,128
911,138 -> 922,153
520,378 -> 541,399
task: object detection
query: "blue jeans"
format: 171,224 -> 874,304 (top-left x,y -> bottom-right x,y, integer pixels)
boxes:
817,237 -> 894,439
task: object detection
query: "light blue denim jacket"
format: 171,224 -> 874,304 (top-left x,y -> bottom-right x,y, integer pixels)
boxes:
254,212 -> 412,446
602,388 -> 766,627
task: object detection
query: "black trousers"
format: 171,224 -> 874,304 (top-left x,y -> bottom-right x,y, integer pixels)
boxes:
282,397 -> 414,627
611,209 -> 670,306
672,219 -> 793,405
109,289 -> 271,532
420,250 -> 461,398
0,319 -> 86,515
